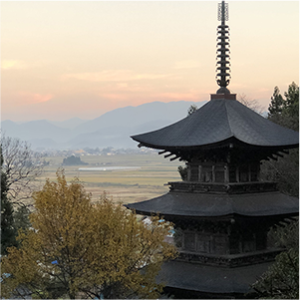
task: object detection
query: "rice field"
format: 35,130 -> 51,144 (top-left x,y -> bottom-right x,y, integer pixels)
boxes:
36,153 -> 182,204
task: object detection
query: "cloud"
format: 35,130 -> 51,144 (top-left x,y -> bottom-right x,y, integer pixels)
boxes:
173,60 -> 202,70
18,92 -> 54,104
32,93 -> 53,103
1,60 -> 28,70
61,70 -> 172,83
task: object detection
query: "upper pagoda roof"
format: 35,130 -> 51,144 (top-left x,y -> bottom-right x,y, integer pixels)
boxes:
131,98 -> 299,151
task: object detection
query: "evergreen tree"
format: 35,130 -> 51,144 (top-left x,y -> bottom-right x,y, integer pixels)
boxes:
254,83 -> 299,298
268,86 -> 284,120
252,221 -> 299,299
283,82 -> 299,131
13,205 -> 31,233
261,82 -> 299,197
1,147 -> 17,255
268,82 -> 299,131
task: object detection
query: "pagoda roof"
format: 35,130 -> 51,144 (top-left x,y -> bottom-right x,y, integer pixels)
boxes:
159,260 -> 272,294
125,191 -> 299,218
131,98 -> 299,150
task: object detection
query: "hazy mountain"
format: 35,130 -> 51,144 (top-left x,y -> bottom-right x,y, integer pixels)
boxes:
1,100 -> 207,150
49,117 -> 87,129
1,120 -> 75,144
68,101 -> 208,149
1,120 -> 19,132
74,101 -> 206,134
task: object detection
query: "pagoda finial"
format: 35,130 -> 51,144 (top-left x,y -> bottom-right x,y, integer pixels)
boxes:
216,1 -> 231,94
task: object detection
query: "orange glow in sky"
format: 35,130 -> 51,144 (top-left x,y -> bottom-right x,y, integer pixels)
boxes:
1,1 -> 299,121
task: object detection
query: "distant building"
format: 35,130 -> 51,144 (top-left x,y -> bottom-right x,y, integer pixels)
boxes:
126,1 -> 299,298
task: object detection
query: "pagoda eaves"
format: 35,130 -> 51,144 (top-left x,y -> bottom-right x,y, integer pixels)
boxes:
131,98 -> 299,154
125,190 -> 298,218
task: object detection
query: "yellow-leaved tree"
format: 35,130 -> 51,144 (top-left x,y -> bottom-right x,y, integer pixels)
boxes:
1,171 -> 177,299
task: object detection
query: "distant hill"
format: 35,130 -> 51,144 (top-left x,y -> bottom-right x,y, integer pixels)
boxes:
1,119 -> 75,141
49,117 -> 87,129
74,101 -> 207,134
1,100 -> 207,150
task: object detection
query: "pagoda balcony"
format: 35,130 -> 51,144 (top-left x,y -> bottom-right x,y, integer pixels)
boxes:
168,181 -> 277,194
176,248 -> 283,267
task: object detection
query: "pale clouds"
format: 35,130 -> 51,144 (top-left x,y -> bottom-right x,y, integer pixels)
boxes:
1,60 -> 28,70
61,70 -> 173,83
1,60 -> 47,70
18,92 -> 54,104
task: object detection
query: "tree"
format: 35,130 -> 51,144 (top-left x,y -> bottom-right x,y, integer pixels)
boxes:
1,171 -> 177,299
62,155 -> 88,166
268,86 -> 284,121
13,205 -> 31,233
238,94 -> 265,115
268,82 -> 299,131
260,148 -> 299,197
282,82 -> 299,131
188,104 -> 198,115
252,220 -> 299,299
178,165 -> 188,181
252,83 -> 299,298
1,134 -> 45,203
1,146 -> 18,255
261,82 -> 299,197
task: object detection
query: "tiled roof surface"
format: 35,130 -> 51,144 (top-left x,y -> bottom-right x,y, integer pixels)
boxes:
159,260 -> 272,294
125,191 -> 299,217
131,99 -> 299,149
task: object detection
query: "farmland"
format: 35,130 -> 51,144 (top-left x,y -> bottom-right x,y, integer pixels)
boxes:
36,153 -> 182,205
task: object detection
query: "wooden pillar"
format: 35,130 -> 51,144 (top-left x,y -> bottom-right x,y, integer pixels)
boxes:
198,165 -> 202,182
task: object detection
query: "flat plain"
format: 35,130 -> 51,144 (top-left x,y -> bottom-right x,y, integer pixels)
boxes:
36,153 -> 182,205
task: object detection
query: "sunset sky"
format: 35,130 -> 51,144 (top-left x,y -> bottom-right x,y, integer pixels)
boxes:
1,1 -> 299,122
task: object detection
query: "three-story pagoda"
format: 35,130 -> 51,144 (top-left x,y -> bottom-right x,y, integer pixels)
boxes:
126,2 -> 299,298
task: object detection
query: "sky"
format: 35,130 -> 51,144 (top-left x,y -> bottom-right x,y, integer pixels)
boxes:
1,1 -> 299,122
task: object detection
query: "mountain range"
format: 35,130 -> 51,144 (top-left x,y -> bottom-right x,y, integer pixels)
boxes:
1,101 -> 207,150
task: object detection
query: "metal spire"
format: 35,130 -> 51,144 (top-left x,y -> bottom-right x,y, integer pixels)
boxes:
216,1 -> 231,94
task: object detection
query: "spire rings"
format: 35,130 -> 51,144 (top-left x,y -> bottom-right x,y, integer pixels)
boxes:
215,20 -> 231,88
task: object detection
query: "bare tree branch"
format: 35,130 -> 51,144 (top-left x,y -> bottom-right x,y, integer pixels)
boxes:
1,134 -> 45,204
237,94 -> 265,115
